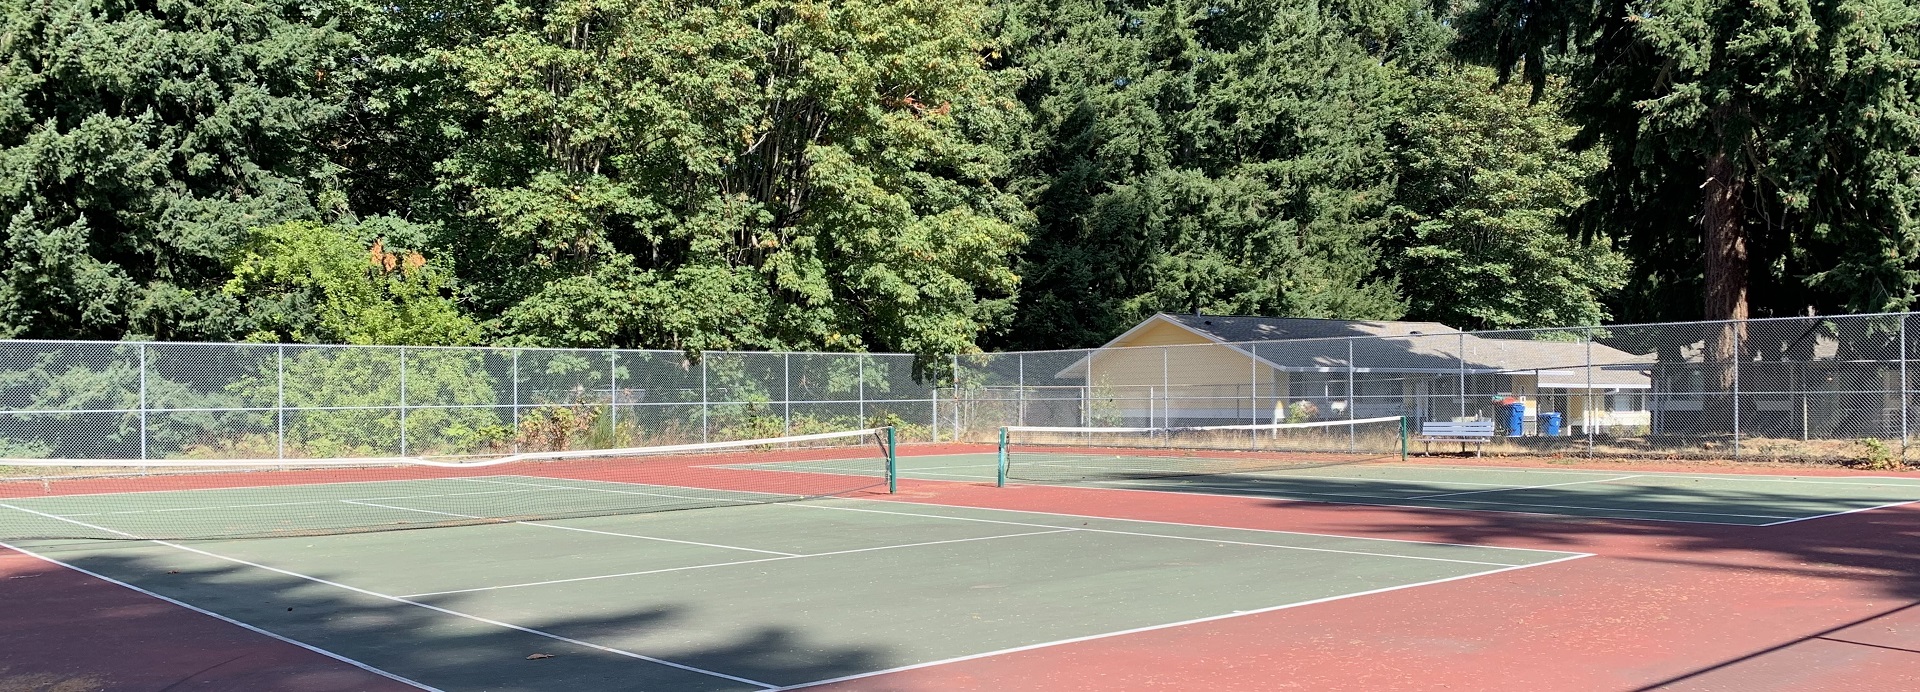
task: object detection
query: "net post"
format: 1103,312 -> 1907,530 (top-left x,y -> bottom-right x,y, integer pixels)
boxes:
885,425 -> 898,493
996,427 -> 1009,488
1400,415 -> 1409,461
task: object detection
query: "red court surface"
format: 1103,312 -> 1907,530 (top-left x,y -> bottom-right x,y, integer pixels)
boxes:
3,447 -> 1916,691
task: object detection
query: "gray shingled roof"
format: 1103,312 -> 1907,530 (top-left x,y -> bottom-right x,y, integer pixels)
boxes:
1063,313 -> 1651,388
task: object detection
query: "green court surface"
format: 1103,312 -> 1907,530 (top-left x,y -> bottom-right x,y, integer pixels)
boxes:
1,476 -> 1582,691
720,453 -> 1920,526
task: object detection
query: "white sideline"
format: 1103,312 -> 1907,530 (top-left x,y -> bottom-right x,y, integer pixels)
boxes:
0,540 -> 441,691
778,504 -> 1534,567
400,529 -> 1076,598
1403,475 -> 1643,499
770,552 -> 1594,691
337,500 -> 799,557
0,502 -> 780,690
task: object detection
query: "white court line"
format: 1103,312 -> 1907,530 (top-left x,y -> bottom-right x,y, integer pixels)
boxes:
1403,476 -> 1642,500
455,477 -> 781,505
1378,464 -> 1920,486
770,552 -> 1595,691
1113,479 -> 1798,520
0,475 -> 505,501
401,529 -> 1077,598
1756,498 -> 1920,526
781,504 -> 1532,567
62,487 -> 550,517
1035,480 -> 1772,526
730,465 -> 997,482
490,476 -> 1575,555
0,540 -> 441,691
339,500 -> 797,557
0,502 -> 779,690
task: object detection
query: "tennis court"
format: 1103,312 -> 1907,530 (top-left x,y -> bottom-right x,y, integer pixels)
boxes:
0,471 -> 1582,690
728,452 -> 1920,526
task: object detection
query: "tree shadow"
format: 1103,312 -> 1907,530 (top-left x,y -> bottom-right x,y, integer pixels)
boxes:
5,544 -> 896,691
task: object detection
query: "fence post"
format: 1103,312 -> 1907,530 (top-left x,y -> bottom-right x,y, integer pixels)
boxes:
1457,332 -> 1468,420
137,343 -> 148,461
1902,314 -> 1910,457
1016,354 -> 1026,427
1585,329 -> 1595,457
276,344 -> 286,460
857,355 -> 867,427
1732,323 -> 1741,459
783,352 -> 792,436
1347,340 -> 1356,451
1161,347 -> 1170,430
608,350 -> 619,441
700,355 -> 710,443
931,386 -> 939,443
510,349 -> 520,453
398,346 -> 408,457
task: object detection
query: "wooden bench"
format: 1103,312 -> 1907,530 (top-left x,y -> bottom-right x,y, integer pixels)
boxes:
1415,421 -> 1496,456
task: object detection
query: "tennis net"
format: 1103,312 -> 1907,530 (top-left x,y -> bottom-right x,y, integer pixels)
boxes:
996,417 -> 1407,486
0,427 -> 896,542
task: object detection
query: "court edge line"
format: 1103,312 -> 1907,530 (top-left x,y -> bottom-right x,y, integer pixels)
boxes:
1403,475 -> 1641,499
0,541 -> 442,692
1101,480 -> 1794,521
1375,464 -> 1920,486
0,503 -> 780,690
398,529 -> 1077,598
479,476 -> 1571,555
1755,498 -> 1920,526
1000,481 -> 1769,526
63,486 -> 551,518
0,474 -> 517,501
339,500 -> 800,556
783,504 -> 1536,568
770,552 -> 1596,691
1121,479 -> 1798,519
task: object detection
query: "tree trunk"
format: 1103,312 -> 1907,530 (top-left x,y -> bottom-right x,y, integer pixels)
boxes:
1701,151 -> 1749,324
1701,149 -> 1748,442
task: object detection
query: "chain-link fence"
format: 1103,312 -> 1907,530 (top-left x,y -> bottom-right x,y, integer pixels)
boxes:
6,312 -> 1918,464
945,313 -> 1920,465
0,343 -> 943,461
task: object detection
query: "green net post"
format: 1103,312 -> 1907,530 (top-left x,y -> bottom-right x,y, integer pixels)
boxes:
1400,416 -> 1409,461
886,426 -> 898,494
996,427 -> 1009,488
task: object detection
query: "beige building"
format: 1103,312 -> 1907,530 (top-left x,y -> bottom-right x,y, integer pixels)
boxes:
1054,314 -> 1653,434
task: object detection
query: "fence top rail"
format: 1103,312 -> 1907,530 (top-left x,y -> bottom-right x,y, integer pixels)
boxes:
0,339 -> 926,360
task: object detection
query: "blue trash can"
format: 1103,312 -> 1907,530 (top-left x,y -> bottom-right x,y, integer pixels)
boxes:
1503,402 -> 1525,437
1541,412 -> 1562,437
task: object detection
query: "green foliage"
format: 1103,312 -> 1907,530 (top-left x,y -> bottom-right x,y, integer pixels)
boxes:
1456,0 -> 1920,321
989,0 -> 1460,348
0,0 -> 355,341
434,0 -> 1026,357
227,347 -> 507,457
1386,68 -> 1626,329
224,222 -> 481,346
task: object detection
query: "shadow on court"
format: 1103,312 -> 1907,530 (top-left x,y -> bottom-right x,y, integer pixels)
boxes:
10,546 -> 891,691
1056,470 -> 1920,525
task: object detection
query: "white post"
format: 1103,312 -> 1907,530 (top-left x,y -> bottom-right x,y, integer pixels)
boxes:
1585,329 -> 1595,457
277,344 -> 286,460
701,356 -> 710,443
1458,332 -> 1468,421
398,346 -> 408,456
1732,322 -> 1742,459
1902,313 -> 1911,456
608,351 -> 618,437
1161,347 -> 1170,431
1347,340 -> 1356,451
511,349 -> 520,453
137,343 -> 148,461
1016,354 -> 1026,427
783,353 -> 792,436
